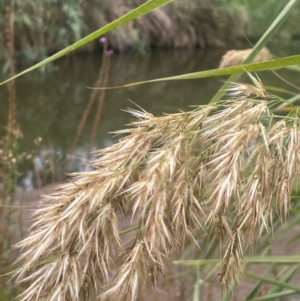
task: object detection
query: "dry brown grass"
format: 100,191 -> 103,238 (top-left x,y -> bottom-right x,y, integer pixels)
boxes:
13,77 -> 300,301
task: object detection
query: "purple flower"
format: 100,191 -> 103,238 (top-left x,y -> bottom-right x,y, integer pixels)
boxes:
99,37 -> 107,44
105,49 -> 114,56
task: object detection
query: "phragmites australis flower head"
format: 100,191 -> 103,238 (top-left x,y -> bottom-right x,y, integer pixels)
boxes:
13,75 -> 300,300
227,72 -> 271,99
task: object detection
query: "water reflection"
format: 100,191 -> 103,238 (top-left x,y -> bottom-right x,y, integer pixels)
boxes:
0,47 -> 299,187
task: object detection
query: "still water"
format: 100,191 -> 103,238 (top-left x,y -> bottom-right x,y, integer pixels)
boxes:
0,46 -> 299,186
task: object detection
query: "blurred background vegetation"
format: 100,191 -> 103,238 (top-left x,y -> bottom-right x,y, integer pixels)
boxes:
1,0 -> 300,67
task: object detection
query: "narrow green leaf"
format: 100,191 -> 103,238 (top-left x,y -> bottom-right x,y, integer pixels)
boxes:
275,94 -> 300,111
0,0 -> 173,85
202,262 -> 221,282
285,65 -> 300,73
244,272 -> 300,293
192,267 -> 201,301
119,225 -> 139,235
166,268 -> 195,279
267,264 -> 300,296
245,216 -> 300,299
264,86 -> 297,96
173,256 -> 300,266
87,54 -> 300,90
246,290 -> 299,301
220,288 -> 234,301
244,266 -> 274,300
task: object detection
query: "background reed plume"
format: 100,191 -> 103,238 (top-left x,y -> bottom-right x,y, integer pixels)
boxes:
14,77 -> 300,300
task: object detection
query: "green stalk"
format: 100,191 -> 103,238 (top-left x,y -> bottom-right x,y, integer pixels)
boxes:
244,272 -> 300,293
173,256 -> 300,266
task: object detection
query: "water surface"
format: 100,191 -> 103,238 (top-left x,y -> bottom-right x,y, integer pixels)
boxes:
0,46 -> 299,186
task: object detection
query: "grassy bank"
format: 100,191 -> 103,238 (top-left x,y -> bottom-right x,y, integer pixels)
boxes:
1,0 -> 298,66
0,0 -> 245,64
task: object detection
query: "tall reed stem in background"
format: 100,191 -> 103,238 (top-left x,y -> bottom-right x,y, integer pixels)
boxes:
0,1 -> 21,300
86,47 -> 111,162
64,38 -> 111,172
5,3 -> 16,133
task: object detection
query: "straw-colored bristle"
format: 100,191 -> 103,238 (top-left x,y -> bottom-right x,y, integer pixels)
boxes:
14,76 -> 300,300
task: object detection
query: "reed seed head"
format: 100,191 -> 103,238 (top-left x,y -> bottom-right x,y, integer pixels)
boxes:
14,76 -> 300,300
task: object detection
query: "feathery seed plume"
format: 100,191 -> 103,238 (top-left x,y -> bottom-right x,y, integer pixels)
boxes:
14,77 -> 300,300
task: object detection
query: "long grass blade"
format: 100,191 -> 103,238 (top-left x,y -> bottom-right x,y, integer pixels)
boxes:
246,290 -> 300,301
244,272 -> 300,293
245,215 -> 300,300
192,267 -> 201,301
0,0 -> 173,85
173,256 -> 300,266
85,54 -> 300,90
267,264 -> 300,296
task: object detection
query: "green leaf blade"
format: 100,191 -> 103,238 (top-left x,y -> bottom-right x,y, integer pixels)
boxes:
0,0 -> 173,85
